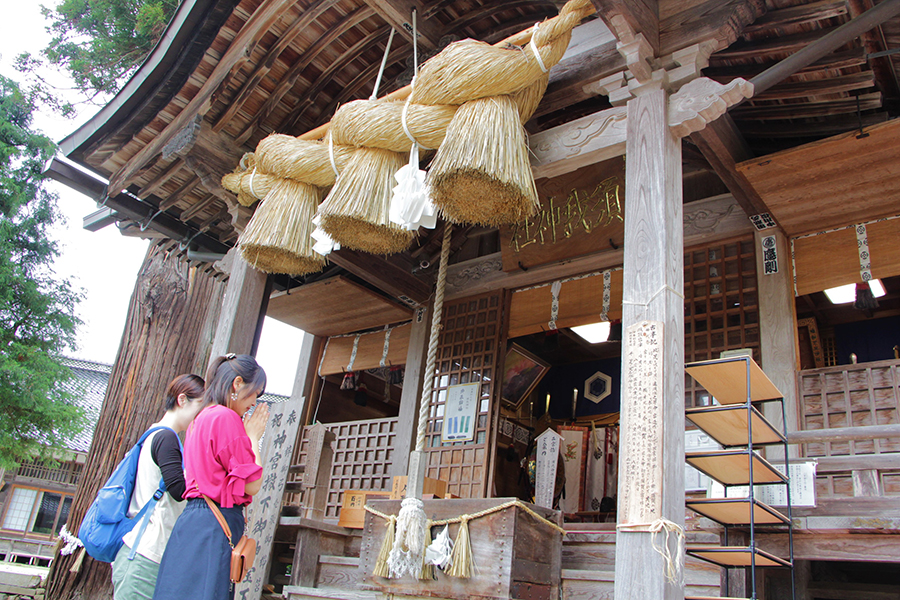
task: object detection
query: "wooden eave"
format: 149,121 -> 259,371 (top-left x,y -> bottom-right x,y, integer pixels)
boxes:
58,0 -> 900,313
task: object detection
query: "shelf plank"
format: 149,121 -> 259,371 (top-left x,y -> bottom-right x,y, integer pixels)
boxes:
686,404 -> 785,446
687,545 -> 792,568
685,450 -> 787,485
686,498 -> 789,525
685,357 -> 783,405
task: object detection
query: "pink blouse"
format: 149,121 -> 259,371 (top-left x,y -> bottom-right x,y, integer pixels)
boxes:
183,405 -> 262,508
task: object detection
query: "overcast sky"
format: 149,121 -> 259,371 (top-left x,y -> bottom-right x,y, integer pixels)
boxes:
0,4 -> 304,395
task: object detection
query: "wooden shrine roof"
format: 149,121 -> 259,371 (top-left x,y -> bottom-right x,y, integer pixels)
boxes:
54,0 -> 900,324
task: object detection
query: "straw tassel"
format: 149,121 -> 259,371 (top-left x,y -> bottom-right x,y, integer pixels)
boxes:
373,515 -> 396,578
418,520 -> 434,580
237,178 -> 326,276
445,517 -> 473,578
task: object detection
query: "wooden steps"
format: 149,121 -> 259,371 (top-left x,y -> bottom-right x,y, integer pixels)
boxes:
283,585 -> 378,600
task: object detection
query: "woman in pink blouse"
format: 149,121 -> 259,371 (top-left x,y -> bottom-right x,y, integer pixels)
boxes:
152,354 -> 269,600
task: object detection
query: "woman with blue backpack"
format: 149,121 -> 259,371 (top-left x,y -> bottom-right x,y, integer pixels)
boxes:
110,374 -> 206,600
152,354 -> 269,600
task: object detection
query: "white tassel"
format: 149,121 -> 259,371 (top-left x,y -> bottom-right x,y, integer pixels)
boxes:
387,497 -> 427,577
311,214 -> 340,256
389,145 -> 437,231
424,524 -> 454,569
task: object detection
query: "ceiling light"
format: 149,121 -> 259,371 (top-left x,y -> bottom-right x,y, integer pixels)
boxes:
571,321 -> 611,344
824,280 -> 886,304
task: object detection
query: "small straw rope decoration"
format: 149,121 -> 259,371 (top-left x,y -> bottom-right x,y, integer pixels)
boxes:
238,178 -> 326,276
317,147 -> 414,254
222,169 -> 279,206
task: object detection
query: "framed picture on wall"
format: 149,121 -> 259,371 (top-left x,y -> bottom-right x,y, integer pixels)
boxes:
501,344 -> 550,410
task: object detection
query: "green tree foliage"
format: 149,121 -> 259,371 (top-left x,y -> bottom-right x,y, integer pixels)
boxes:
18,0 -> 179,101
0,75 -> 84,469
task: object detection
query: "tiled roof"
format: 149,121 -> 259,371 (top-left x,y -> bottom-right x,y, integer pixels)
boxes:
58,357 -> 112,453
54,358 -> 290,453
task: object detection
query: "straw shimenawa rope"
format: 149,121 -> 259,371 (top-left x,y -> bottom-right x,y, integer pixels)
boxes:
366,498 -> 566,579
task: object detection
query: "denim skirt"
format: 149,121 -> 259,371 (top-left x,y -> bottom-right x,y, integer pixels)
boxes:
151,498 -> 244,600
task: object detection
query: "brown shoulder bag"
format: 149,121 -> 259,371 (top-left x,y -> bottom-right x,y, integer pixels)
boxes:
203,495 -> 257,583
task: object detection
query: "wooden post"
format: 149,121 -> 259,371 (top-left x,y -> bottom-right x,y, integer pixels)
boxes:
614,88 -> 685,600
209,249 -> 269,361
755,229 -> 800,459
45,242 -> 225,600
390,304 -> 432,481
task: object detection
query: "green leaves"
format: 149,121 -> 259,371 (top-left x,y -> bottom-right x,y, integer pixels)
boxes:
0,75 -> 85,469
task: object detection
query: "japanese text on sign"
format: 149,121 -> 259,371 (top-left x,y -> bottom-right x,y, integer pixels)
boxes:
620,321 -> 664,527
507,177 -> 623,252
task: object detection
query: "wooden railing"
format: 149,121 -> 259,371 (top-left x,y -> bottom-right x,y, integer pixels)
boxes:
15,460 -> 81,486
796,359 -> 900,500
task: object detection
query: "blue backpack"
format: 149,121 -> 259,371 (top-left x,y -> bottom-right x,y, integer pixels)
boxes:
79,426 -> 180,563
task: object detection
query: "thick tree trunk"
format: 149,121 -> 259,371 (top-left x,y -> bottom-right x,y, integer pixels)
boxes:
45,242 -> 225,600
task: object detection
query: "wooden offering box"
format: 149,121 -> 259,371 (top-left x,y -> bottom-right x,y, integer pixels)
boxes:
359,498 -> 563,600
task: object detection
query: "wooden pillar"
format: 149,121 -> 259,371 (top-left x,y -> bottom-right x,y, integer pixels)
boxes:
209,248 -> 269,361
614,88 -> 684,600
755,229 -> 800,458
391,305 -> 432,481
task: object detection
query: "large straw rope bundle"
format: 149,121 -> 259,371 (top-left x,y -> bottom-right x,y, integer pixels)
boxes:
328,75 -> 547,153
238,178 -> 326,276
317,147 -> 414,254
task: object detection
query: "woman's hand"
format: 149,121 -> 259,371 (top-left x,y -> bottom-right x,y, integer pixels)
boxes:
244,402 -> 269,446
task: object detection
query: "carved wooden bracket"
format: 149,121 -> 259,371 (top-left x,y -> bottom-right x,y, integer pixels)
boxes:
668,77 -> 754,138
530,106 -> 628,179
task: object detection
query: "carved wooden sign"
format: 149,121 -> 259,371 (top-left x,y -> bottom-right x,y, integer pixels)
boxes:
535,428 -> 563,509
619,321 -> 664,529
235,397 -> 305,600
499,157 -> 626,272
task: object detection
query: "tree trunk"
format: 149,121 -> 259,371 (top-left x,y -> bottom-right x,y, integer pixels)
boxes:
45,242 -> 226,600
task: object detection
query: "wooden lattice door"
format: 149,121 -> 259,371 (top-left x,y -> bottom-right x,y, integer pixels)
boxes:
424,291 -> 505,498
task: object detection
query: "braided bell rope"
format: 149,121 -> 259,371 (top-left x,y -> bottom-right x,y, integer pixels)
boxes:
416,225 -> 452,453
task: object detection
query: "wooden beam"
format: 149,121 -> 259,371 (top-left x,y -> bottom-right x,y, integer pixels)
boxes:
704,47 -> 868,79
848,0 -> 900,103
739,112 -> 889,140
364,0 -> 441,50
326,248 -> 432,305
530,105 -> 628,180
179,193 -> 219,222
234,6 -> 378,145
158,174 -> 200,211
743,0 -> 848,33
732,92 -> 882,119
136,158 -> 183,199
788,423 -> 900,445
715,26 -> 837,61
749,0 -> 900,96
614,88 -> 683,600
659,0 -> 766,57
212,0 -> 341,133
107,0 -> 296,192
592,0 -> 659,54
753,71 -> 875,100
689,114 -> 770,217
533,41 -> 624,118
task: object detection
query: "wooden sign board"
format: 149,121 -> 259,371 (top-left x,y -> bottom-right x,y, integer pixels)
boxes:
234,397 -> 305,600
499,157 -> 625,272
535,428 -> 563,509
619,321 -> 664,528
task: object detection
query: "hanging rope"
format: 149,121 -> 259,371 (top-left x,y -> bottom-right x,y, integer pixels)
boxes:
387,222 -> 452,578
